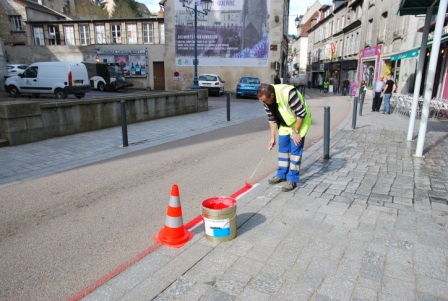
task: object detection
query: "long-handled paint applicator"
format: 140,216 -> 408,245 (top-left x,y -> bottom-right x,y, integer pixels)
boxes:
245,148 -> 272,188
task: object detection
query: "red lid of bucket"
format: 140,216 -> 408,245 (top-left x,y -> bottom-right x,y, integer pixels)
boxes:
202,197 -> 237,210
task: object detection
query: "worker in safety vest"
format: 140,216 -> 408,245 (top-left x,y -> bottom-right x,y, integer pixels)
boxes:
323,81 -> 329,93
256,84 -> 312,192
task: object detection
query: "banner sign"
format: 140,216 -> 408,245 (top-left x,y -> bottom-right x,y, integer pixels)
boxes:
175,0 -> 269,67
391,49 -> 419,61
96,49 -> 147,77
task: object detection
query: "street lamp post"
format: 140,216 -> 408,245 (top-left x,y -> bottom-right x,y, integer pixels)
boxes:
180,0 -> 213,89
295,15 -> 300,28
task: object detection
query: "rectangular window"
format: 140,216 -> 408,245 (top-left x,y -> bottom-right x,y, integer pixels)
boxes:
10,15 -> 24,31
111,24 -> 121,43
33,27 -> 45,45
395,16 -> 404,36
159,23 -> 165,44
366,19 -> 373,46
348,35 -> 352,54
64,26 -> 75,45
79,25 -> 90,45
48,25 -> 61,45
143,23 -> 154,44
379,13 -> 388,43
126,24 -> 137,44
345,36 -> 349,56
95,25 -> 106,44
339,38 -> 342,56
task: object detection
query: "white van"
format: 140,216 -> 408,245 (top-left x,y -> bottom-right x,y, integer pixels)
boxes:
4,62 -> 90,99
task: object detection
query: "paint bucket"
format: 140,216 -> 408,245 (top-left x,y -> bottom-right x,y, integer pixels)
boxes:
201,197 -> 237,242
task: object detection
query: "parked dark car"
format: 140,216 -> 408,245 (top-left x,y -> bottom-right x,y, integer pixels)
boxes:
236,76 -> 261,98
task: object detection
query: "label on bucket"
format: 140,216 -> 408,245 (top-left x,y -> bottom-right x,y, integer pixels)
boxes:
204,217 -> 230,237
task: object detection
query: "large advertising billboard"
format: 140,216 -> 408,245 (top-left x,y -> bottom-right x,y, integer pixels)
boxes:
175,0 -> 269,67
96,50 -> 147,77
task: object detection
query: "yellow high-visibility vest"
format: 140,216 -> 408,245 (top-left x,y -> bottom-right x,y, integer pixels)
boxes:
273,84 -> 311,137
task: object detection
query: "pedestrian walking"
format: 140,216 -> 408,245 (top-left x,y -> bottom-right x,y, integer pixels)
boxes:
274,75 -> 281,84
256,83 -> 312,192
372,76 -> 385,112
342,77 -> 350,96
333,81 -> 339,94
382,74 -> 396,114
359,80 -> 367,94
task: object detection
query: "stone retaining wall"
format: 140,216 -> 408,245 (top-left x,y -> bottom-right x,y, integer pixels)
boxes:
0,90 -> 208,146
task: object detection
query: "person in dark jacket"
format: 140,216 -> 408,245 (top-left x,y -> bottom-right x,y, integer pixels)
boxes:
274,75 -> 281,84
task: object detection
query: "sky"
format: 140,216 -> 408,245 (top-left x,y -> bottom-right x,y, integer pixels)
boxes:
139,0 -> 332,35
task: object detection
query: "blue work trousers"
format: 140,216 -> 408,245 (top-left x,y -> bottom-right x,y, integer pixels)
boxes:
384,93 -> 392,114
276,134 -> 305,183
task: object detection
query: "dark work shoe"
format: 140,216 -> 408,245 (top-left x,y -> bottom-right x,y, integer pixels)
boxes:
282,181 -> 297,192
269,176 -> 285,184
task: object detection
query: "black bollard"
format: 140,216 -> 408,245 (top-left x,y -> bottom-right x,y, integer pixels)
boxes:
324,106 -> 330,160
120,100 -> 128,147
359,90 -> 366,116
226,92 -> 231,121
352,96 -> 358,129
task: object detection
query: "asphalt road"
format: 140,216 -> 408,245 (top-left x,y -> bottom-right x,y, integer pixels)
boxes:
0,91 -> 351,300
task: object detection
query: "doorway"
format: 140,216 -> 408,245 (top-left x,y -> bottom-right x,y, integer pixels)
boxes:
153,62 -> 165,90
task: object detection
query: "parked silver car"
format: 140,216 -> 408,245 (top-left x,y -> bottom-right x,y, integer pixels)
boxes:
6,64 -> 29,78
198,74 -> 225,96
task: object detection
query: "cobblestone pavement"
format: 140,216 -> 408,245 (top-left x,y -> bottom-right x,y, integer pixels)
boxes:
78,92 -> 448,301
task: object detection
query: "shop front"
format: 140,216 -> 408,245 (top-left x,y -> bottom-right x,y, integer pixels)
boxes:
326,62 -> 341,93
390,48 -> 419,95
311,62 -> 325,89
386,36 -> 448,97
358,45 -> 382,90
341,59 -> 358,91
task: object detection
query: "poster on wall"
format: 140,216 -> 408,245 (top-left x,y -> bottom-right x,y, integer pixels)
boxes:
96,50 -> 147,77
129,54 -> 147,76
362,61 -> 376,88
114,55 -> 130,76
175,0 -> 269,67
358,46 -> 382,88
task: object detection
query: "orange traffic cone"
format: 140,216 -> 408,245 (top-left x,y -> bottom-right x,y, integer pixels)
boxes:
154,184 -> 193,248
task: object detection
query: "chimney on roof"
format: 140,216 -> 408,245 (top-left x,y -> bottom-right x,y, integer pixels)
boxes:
158,6 -> 164,18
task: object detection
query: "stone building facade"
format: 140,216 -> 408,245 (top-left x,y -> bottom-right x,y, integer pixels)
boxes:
301,0 -> 448,97
1,0 -> 291,92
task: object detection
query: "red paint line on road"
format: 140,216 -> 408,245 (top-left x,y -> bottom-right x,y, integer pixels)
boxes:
67,243 -> 162,301
184,215 -> 203,230
67,181 -> 254,301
